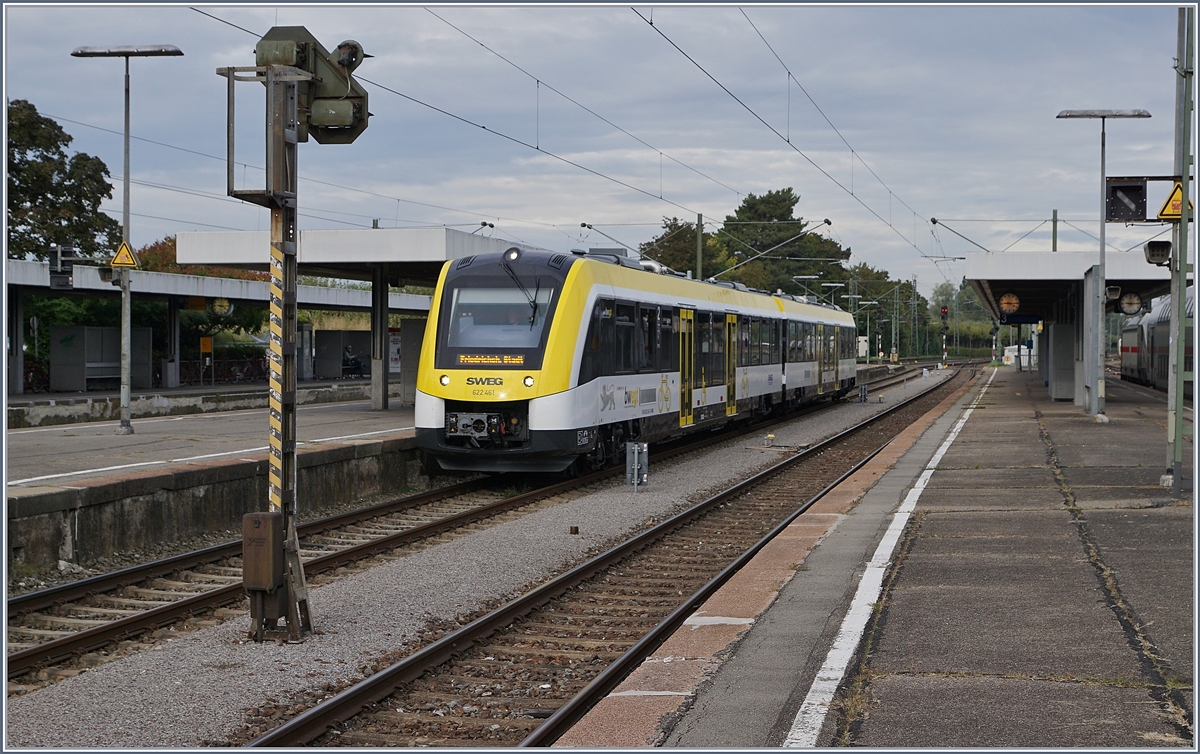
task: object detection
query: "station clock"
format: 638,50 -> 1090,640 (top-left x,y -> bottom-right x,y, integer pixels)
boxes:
998,292 -> 1020,315
1118,291 -> 1143,316
210,298 -> 235,317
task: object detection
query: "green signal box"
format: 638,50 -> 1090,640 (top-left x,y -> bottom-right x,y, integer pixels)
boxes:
1106,180 -> 1147,222
255,27 -> 370,145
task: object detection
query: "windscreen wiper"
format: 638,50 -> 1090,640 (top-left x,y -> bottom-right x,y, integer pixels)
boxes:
501,258 -> 539,330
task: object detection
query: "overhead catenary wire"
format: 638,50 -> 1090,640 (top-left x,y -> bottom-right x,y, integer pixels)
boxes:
426,7 -> 744,200
740,8 -> 923,226
356,73 -> 704,219
41,109 -> 572,234
186,10 -> 715,220
632,7 -> 936,262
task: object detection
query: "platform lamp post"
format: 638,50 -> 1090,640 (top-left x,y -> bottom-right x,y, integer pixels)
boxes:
820,282 -> 845,306
1056,109 -> 1151,421
72,44 -> 184,435
791,274 -> 820,301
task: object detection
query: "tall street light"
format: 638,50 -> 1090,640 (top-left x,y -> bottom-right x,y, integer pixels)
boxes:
1056,108 -> 1150,421
72,44 -> 183,435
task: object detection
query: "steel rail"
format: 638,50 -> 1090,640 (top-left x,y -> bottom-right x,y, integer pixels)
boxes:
5,475 -> 586,678
8,364 -> 941,680
246,367 -> 963,747
518,444 -> 890,746
8,477 -> 494,615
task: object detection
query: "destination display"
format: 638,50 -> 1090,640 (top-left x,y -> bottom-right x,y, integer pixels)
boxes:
457,354 -> 525,365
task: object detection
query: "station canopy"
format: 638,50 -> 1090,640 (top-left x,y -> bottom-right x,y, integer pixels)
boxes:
967,250 -> 1172,322
177,228 -> 551,288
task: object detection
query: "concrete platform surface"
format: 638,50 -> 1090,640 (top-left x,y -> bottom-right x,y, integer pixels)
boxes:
6,397 -> 415,488
559,366 -> 1193,748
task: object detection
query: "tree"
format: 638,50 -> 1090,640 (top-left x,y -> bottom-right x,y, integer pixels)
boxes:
138,236 -> 268,282
716,188 -> 850,293
7,99 -> 121,260
137,236 -> 268,337
637,217 -> 731,278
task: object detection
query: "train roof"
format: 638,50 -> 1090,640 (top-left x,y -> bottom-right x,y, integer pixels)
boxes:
1151,285 -> 1195,325
444,248 -> 855,324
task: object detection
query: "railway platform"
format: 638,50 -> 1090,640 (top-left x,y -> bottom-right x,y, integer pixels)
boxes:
559,366 -> 1194,748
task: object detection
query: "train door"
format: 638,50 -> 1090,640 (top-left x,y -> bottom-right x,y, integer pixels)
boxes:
816,323 -> 825,394
726,313 -> 738,415
680,309 -> 694,426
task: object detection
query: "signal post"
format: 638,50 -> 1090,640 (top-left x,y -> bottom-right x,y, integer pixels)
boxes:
219,27 -> 370,642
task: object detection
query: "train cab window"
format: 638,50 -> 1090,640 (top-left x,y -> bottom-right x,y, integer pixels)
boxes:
436,275 -> 561,370
615,302 -> 637,373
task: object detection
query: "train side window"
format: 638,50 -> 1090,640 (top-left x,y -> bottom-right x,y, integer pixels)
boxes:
598,299 -> 615,377
579,301 -> 603,384
638,304 -> 656,372
762,319 -> 772,365
711,314 -> 725,385
749,318 -> 761,366
667,308 -> 680,372
770,320 -> 780,364
615,302 -> 636,373
734,316 -> 744,367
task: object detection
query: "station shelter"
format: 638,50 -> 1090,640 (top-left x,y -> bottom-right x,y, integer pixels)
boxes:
6,248 -> 434,399
176,227 -> 548,410
966,250 -> 1172,407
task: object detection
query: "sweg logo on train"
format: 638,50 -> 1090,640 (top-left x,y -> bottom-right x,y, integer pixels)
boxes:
466,377 -> 504,386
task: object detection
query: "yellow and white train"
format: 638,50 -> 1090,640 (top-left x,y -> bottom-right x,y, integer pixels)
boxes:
415,247 -> 857,474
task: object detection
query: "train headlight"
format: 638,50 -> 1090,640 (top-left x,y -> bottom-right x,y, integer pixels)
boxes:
439,374 -> 450,386
523,376 -> 534,387
504,247 -> 522,263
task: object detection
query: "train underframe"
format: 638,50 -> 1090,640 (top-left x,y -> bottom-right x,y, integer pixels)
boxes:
419,378 -> 854,477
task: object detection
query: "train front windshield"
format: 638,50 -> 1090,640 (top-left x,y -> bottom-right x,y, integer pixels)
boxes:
437,279 -> 558,369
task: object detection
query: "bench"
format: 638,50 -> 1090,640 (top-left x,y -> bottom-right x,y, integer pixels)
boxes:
84,361 -> 121,384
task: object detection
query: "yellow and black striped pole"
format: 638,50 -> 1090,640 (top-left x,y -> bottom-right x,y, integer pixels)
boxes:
264,64 -> 312,641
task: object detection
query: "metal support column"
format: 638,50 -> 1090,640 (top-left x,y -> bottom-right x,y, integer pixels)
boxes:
1166,7 -> 1194,498
696,213 -> 703,281
163,297 -> 180,388
267,66 -> 311,641
371,264 -> 388,411
9,290 -> 24,395
221,62 -> 314,641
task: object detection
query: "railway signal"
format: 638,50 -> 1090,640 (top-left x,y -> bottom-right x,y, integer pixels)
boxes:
219,26 -> 371,643
48,244 -> 77,290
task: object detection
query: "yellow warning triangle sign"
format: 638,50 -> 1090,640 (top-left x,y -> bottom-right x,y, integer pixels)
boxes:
111,241 -> 139,268
1157,182 -> 1194,220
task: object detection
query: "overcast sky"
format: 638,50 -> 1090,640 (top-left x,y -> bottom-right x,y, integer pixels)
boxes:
3,3 -> 1188,295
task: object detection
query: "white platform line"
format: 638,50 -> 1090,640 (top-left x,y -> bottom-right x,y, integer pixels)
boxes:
7,427 -> 414,486
783,367 -> 997,748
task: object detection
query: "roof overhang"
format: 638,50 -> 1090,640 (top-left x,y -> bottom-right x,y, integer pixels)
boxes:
177,227 -> 550,287
967,251 -> 1172,321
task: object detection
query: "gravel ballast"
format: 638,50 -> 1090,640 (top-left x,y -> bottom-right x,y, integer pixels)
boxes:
5,373 -> 952,748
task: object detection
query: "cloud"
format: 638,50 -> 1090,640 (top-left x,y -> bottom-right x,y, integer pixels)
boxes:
4,4 -> 1182,292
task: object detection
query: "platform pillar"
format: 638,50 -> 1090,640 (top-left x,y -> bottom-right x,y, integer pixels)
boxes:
370,264 -> 388,411
9,290 -> 24,395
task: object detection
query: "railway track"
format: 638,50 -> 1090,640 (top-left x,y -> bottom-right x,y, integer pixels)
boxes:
245,367 -> 971,747
6,363 -> 943,685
